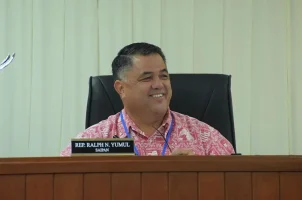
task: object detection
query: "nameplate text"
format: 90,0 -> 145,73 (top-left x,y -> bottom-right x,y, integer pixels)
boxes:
71,138 -> 135,156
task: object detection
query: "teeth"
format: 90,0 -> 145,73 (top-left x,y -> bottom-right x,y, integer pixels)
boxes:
152,94 -> 163,98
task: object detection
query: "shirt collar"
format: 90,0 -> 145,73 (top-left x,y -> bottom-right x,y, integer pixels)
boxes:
120,108 -> 173,137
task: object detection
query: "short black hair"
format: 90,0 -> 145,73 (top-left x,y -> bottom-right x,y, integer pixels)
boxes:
112,42 -> 166,81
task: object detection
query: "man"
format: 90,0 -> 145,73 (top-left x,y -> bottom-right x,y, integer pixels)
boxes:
60,42 -> 235,156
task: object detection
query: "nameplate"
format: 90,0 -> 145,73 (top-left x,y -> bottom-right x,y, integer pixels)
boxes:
71,138 -> 135,156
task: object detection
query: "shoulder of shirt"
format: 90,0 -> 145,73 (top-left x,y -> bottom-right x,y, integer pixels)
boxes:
170,110 -> 233,153
77,112 -> 120,138
170,110 -> 215,130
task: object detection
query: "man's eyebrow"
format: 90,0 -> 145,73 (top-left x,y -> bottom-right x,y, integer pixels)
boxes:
160,69 -> 169,73
138,68 -> 169,78
140,72 -> 153,76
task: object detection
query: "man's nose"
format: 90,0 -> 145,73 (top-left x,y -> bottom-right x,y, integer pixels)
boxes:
151,77 -> 164,89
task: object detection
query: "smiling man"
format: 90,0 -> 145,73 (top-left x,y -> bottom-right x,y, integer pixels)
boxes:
60,42 -> 235,156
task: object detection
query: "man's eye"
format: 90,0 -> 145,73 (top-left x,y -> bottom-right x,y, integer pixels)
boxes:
141,77 -> 152,81
160,74 -> 169,79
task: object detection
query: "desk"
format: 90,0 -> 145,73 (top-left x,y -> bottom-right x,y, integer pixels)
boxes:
0,156 -> 302,200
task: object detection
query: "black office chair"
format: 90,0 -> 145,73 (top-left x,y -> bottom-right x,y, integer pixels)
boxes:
85,74 -> 237,153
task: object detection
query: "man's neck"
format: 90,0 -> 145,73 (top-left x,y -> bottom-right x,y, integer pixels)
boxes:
125,109 -> 167,136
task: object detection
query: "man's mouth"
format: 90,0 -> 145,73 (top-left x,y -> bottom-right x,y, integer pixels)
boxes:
150,93 -> 164,98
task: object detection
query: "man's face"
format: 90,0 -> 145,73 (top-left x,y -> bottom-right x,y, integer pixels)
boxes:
117,54 -> 172,116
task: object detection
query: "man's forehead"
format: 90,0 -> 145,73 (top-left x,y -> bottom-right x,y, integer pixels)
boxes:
132,56 -> 166,71
133,54 -> 164,64
139,68 -> 168,75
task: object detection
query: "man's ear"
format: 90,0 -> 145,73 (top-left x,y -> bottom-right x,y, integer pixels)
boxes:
114,80 -> 125,98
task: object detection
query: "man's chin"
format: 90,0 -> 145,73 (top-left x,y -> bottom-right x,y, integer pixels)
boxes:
149,106 -> 169,116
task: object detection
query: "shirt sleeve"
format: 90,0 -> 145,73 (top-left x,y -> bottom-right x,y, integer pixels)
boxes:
59,124 -> 102,156
205,128 -> 235,155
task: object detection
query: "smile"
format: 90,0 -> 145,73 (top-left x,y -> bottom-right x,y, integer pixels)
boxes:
151,94 -> 164,98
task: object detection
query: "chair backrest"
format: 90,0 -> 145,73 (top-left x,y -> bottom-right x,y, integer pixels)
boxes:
85,74 -> 237,152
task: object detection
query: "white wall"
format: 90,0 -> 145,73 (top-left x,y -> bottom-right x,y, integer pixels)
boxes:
0,0 -> 301,157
